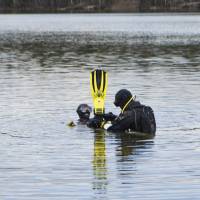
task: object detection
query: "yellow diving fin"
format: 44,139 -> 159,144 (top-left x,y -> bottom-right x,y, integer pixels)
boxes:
90,69 -> 108,115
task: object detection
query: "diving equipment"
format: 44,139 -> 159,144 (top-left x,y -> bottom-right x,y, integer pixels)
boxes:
90,69 -> 108,115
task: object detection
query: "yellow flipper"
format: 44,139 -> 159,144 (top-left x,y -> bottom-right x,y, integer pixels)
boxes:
90,69 -> 108,115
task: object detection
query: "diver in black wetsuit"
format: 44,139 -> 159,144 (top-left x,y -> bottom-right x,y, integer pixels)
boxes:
104,89 -> 156,135
68,104 -> 92,127
88,89 -> 156,135
76,104 -> 92,124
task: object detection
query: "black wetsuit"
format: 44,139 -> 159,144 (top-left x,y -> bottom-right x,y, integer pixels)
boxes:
107,101 -> 156,134
87,101 -> 156,135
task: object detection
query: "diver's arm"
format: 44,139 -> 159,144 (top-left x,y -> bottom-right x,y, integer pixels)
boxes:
106,115 -> 132,132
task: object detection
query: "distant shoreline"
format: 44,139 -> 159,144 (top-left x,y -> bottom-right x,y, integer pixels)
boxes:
0,0 -> 200,14
0,10 -> 200,14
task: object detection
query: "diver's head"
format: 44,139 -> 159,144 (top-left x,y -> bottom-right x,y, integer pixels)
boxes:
114,89 -> 134,110
76,104 -> 92,121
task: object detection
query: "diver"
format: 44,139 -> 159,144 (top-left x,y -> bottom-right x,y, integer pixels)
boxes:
76,104 -> 92,124
68,104 -> 92,127
103,89 -> 156,135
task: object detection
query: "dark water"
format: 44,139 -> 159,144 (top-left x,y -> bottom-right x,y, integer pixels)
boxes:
0,14 -> 200,199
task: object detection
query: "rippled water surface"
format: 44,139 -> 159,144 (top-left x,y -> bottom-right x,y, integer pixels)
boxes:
0,14 -> 200,199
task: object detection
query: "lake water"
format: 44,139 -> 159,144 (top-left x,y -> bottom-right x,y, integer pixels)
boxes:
0,14 -> 200,200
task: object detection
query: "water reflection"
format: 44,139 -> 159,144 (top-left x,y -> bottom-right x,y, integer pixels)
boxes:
92,130 -> 155,195
93,130 -> 107,194
1,40 -> 200,73
115,132 -> 154,158
115,133 -> 155,188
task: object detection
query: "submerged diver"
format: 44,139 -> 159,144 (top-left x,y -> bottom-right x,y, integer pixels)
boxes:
88,89 -> 156,135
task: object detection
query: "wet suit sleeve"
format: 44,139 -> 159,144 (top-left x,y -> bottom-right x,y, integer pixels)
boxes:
107,114 -> 133,132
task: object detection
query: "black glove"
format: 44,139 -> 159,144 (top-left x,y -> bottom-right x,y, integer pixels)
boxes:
103,112 -> 117,121
87,117 -> 103,129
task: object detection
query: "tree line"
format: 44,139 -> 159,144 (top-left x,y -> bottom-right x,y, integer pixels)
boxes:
0,0 -> 199,12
